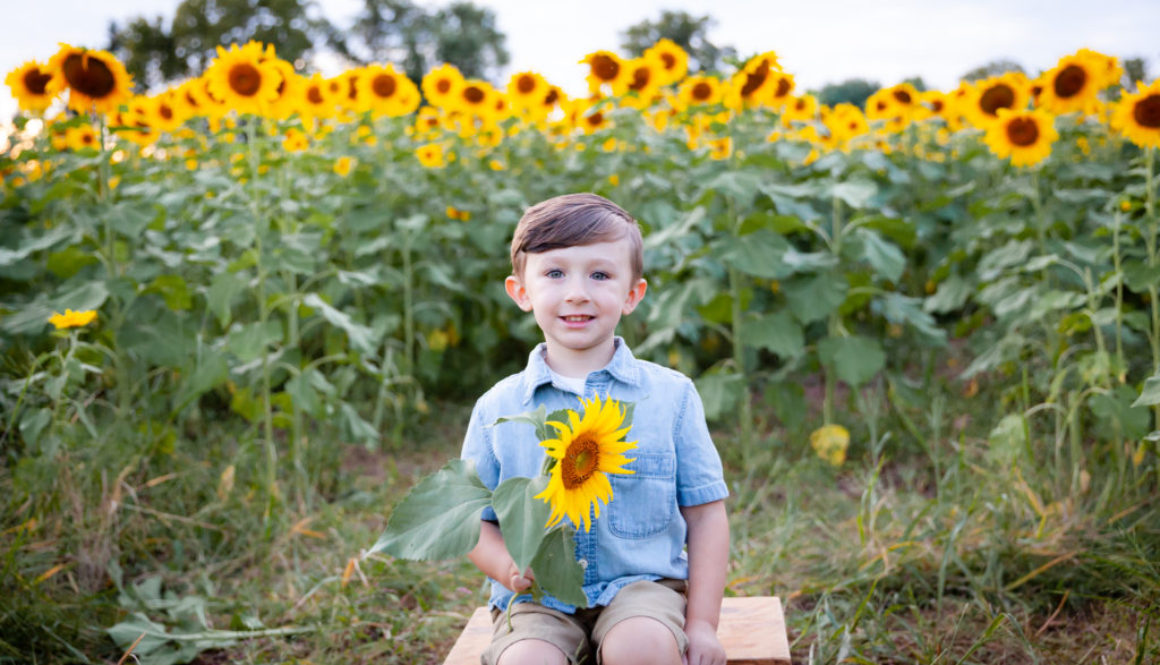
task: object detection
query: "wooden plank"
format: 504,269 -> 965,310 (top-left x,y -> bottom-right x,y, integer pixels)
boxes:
443,597 -> 789,665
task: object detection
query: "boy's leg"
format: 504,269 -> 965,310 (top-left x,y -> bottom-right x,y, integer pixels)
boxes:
591,580 -> 686,665
484,602 -> 590,665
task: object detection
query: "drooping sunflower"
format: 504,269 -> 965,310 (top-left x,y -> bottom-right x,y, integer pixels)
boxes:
679,75 -> 723,107
984,108 -> 1058,167
205,41 -> 283,116
581,50 -> 631,96
5,60 -> 62,112
1113,79 -> 1160,149
48,44 -> 133,114
1038,54 -> 1101,115
533,395 -> 637,532
966,72 -> 1031,128
644,39 -> 688,87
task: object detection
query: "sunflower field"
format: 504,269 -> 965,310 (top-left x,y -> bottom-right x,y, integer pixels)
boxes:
2,38 -> 1160,663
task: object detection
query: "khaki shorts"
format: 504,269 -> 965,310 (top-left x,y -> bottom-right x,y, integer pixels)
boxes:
482,579 -> 688,665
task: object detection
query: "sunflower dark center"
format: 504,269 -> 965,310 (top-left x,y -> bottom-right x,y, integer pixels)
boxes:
740,60 -> 769,97
1053,65 -> 1086,98
82,133 -> 94,144
436,78 -> 451,94
629,67 -> 651,91
932,100 -> 944,112
587,112 -> 604,126
775,78 -> 791,97
795,99 -> 806,111
979,84 -> 1015,116
875,100 -> 887,112
463,85 -> 484,103
1135,94 -> 1160,129
307,86 -> 323,104
23,68 -> 53,95
347,77 -> 358,100
228,63 -> 262,96
372,74 -> 396,98
185,90 -> 200,108
591,54 -> 619,82
517,75 -> 536,94
661,53 -> 676,70
159,104 -> 173,120
692,82 -> 712,101
561,436 -> 599,489
1006,116 -> 1039,146
62,52 -> 115,98
893,89 -> 912,104
543,88 -> 559,105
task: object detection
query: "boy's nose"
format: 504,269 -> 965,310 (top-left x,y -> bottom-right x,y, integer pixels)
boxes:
564,278 -> 590,302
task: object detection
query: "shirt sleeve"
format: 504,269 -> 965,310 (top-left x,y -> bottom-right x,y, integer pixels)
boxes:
460,399 -> 500,522
673,380 -> 729,506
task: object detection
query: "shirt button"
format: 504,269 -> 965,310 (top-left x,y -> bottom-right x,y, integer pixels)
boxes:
578,558 -> 588,569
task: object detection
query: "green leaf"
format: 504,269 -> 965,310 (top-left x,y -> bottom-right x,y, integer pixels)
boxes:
227,321 -> 283,362
741,311 -> 804,358
987,414 -> 1026,466
785,272 -> 847,324
1092,384 -> 1152,439
302,293 -> 376,355
19,408 -> 52,448
1123,259 -> 1160,294
828,180 -> 878,209
854,229 -> 904,282
491,404 -> 551,440
818,336 -> 886,387
492,476 -> 553,574
148,275 -> 193,311
340,402 -> 380,447
876,293 -> 946,344
925,275 -> 973,314
172,353 -> 228,414
108,201 -> 157,238
1132,375 -> 1160,408
713,230 -> 791,279
207,271 -> 247,327
695,370 -> 745,421
978,240 -> 1034,281
0,227 -> 74,267
370,459 -> 492,561
531,527 -> 588,608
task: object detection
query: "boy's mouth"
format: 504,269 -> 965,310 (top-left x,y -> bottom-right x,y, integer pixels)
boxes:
561,315 -> 594,324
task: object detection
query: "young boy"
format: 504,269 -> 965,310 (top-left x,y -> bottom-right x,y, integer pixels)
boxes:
461,193 -> 730,665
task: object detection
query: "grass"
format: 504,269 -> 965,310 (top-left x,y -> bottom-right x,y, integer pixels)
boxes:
2,373 -> 1158,665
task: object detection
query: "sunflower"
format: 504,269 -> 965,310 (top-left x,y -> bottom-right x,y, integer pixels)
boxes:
573,97 -> 614,134
966,72 -> 1031,128
421,63 -> 463,111
708,136 -> 733,160
64,124 -> 99,151
1038,54 -> 1101,115
265,58 -> 303,120
984,108 -> 1058,167
679,75 -> 723,107
780,94 -> 818,127
581,50 -> 631,96
730,51 -> 781,108
281,127 -> 309,152
917,90 -> 949,122
453,79 -> 498,119
5,60 -> 62,112
1113,79 -> 1160,149
533,395 -> 637,532
766,72 -> 795,110
48,309 -> 98,330
333,156 -> 355,177
644,39 -> 688,87
205,41 -> 282,116
298,73 -> 338,121
622,58 -> 662,106
48,44 -> 132,115
507,71 -> 549,112
142,90 -> 184,133
414,142 -> 446,168
1076,48 -> 1123,88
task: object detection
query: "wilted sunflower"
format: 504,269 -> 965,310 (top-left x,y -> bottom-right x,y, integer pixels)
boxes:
533,394 -> 637,532
48,44 -> 132,114
5,60 -> 61,112
1113,79 -> 1160,149
966,72 -> 1031,128
984,108 -> 1058,167
205,42 -> 283,116
1038,54 -> 1101,115
644,39 -> 688,87
582,50 -> 631,96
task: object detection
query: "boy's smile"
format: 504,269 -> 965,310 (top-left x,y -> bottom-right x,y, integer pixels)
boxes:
505,239 -> 647,377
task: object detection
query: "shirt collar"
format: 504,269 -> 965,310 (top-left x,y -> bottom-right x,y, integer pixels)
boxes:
520,336 -> 641,405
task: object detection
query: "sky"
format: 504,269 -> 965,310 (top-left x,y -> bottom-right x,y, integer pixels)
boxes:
3,0 -> 1159,139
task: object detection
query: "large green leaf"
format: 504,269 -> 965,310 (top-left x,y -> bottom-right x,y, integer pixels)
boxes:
695,370 -> 745,421
818,336 -> 886,387
713,230 -> 791,279
828,180 -> 878,209
302,293 -> 376,355
492,476 -> 553,574
206,271 -> 248,327
370,459 -> 492,561
1132,375 -> 1160,408
854,229 -> 905,282
226,321 -> 283,362
741,311 -> 804,358
1092,384 -> 1152,439
531,527 -> 588,608
785,272 -> 847,324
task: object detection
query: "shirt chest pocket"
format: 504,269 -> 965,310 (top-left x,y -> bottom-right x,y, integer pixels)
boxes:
608,453 -> 676,539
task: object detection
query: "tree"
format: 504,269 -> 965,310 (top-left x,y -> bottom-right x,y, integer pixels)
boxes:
620,10 -> 736,74
1123,57 -> 1149,89
108,0 -> 336,91
816,79 -> 880,109
339,0 -> 508,84
961,59 -> 1024,82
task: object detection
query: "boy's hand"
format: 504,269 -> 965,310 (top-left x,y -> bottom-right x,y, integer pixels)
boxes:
683,619 -> 725,665
505,562 -> 535,593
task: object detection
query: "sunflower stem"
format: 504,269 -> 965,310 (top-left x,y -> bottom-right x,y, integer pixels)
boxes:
1143,146 -> 1160,428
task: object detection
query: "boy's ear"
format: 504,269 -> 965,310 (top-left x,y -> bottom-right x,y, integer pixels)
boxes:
621,278 -> 648,315
505,275 -> 533,311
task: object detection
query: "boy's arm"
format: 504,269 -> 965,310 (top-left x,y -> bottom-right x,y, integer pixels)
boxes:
681,500 -> 729,665
468,520 -> 534,593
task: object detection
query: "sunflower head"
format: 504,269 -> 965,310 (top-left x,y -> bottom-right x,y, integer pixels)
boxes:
1038,53 -> 1101,115
644,39 -> 688,86
984,108 -> 1058,167
1113,79 -> 1160,149
533,395 -> 637,532
967,72 -> 1031,128
5,60 -> 63,112
48,44 -> 133,115
581,50 -> 630,96
205,41 -> 284,117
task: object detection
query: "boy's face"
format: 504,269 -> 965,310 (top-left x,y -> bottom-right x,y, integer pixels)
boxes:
505,238 -> 647,368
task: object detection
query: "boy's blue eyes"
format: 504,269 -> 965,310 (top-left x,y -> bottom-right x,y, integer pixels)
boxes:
545,270 -> 610,280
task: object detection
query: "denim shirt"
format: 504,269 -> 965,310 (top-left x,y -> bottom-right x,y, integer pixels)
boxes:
460,337 -> 729,613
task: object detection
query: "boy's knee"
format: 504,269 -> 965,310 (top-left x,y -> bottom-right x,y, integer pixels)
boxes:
600,617 -> 681,665
495,638 -> 569,665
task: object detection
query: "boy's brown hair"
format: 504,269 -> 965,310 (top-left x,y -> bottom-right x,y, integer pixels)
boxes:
510,193 -> 644,281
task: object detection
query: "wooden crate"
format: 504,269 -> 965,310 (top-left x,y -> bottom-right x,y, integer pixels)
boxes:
442,596 -> 790,664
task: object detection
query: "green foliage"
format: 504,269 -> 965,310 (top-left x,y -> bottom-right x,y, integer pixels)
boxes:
620,10 -> 736,74
960,58 -> 1025,82
815,78 -> 880,109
